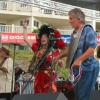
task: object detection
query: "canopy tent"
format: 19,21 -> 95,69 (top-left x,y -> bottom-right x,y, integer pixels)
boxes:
52,0 -> 100,11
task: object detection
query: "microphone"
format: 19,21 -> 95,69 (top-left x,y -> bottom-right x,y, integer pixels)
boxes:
49,37 -> 61,41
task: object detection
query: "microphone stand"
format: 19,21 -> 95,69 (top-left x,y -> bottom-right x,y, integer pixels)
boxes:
10,43 -> 16,99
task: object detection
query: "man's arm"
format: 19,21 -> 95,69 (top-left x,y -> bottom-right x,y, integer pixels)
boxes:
56,47 -> 69,60
78,47 -> 94,62
72,47 -> 95,67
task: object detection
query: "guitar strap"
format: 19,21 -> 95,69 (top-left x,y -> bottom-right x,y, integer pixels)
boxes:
68,25 -> 93,85
28,41 -> 55,74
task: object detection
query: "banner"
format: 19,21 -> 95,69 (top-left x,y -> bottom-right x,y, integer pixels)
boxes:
97,35 -> 100,45
1,32 -> 36,44
1,33 -> 100,45
61,35 -> 71,43
61,35 -> 100,45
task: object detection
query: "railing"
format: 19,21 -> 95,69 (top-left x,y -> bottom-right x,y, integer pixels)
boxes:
96,11 -> 100,18
33,0 -> 100,18
0,0 -> 100,18
0,25 -> 31,33
0,1 -> 32,12
39,8 -> 67,16
0,25 -> 71,35
0,25 -> 12,33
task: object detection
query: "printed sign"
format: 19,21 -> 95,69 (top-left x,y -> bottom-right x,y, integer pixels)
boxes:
1,32 -> 37,44
61,35 -> 71,43
97,35 -> 100,45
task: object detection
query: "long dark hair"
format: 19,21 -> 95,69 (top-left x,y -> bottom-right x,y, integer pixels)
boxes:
38,24 -> 54,50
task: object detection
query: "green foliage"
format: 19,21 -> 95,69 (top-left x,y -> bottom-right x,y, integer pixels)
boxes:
9,49 -> 33,60
55,64 -> 70,79
60,67 -> 70,79
32,29 -> 39,33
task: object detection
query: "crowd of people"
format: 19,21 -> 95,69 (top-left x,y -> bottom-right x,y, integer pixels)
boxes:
0,8 -> 99,100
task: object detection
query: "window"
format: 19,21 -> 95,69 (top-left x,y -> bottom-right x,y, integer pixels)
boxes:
34,20 -> 39,27
20,20 -> 23,26
44,9 -> 52,14
20,20 -> 29,26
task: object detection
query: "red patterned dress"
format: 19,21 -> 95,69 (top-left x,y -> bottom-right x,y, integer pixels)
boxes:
31,30 -> 66,93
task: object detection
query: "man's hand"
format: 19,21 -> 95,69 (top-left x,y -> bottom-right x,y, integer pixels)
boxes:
72,58 -> 82,68
0,67 -> 8,73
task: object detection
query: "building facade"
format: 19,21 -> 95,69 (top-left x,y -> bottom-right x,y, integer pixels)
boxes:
0,0 -> 100,49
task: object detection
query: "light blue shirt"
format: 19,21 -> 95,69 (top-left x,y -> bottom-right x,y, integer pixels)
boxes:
72,25 -> 99,71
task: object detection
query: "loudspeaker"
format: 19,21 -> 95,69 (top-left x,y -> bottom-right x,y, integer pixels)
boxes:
90,90 -> 100,100
12,92 -> 68,100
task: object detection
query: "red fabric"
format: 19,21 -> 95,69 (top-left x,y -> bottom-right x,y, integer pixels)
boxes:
31,39 -> 39,52
55,40 -> 66,49
53,30 -> 66,49
63,82 -> 74,91
34,70 -> 57,93
46,50 -> 60,63
31,29 -> 66,93
32,39 -> 66,51
56,81 -> 74,92
31,30 -> 66,51
53,30 -> 61,38
33,49 -> 60,93
32,50 -> 64,93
